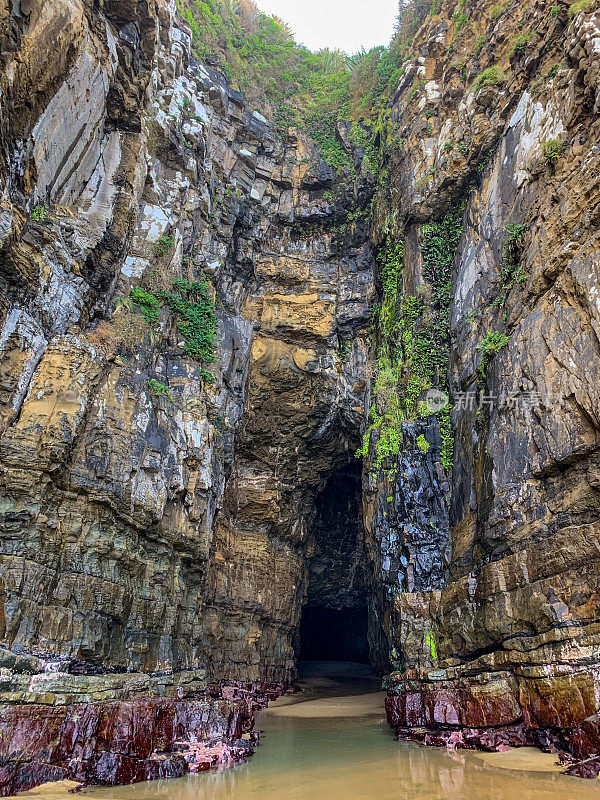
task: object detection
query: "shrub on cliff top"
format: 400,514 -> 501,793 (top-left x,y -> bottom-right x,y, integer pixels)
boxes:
177,0 -> 414,170
179,0 -> 351,169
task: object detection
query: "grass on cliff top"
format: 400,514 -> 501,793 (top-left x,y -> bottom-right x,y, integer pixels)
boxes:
178,0 -> 350,168
177,0 -> 420,169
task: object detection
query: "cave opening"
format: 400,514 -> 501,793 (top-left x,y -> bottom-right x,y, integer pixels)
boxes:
298,460 -> 373,667
299,605 -> 369,664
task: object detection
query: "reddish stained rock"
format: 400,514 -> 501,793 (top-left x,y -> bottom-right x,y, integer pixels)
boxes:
0,705 -> 64,760
0,692 -> 262,797
387,684 -> 600,775
0,762 -> 66,798
385,692 -> 425,727
568,714 -> 600,761
87,752 -> 189,785
395,723 -> 530,752
564,757 -> 600,779
519,674 -> 597,730
386,682 -> 521,731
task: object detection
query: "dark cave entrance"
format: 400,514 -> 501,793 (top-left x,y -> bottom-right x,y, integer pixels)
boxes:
298,460 -> 372,666
299,605 -> 369,663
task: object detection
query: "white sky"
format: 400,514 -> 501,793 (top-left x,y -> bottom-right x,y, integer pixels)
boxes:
254,0 -> 399,54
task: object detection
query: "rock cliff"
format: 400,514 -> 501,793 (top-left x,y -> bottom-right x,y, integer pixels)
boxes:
0,0 -> 600,792
373,0 -> 600,778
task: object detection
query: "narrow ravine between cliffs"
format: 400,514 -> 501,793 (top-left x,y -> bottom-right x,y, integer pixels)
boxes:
23,662 -> 600,800
3,0 -> 600,794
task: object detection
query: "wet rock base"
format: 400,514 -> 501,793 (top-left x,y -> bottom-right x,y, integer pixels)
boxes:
0,682 -> 280,797
386,678 -> 600,779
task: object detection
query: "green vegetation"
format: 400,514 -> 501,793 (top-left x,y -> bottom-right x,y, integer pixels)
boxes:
541,138 -> 565,159
155,233 -> 175,257
131,287 -> 161,323
148,379 -> 174,402
179,96 -> 193,115
490,223 -> 528,306
569,0 -> 598,17
357,205 -> 463,474
491,1 -> 511,19
348,42 -> 406,120
417,208 -> 464,471
415,168 -> 436,190
476,330 -> 510,378
356,235 -> 405,471
177,0 -> 424,172
174,0 -> 518,460
425,627 -> 437,661
30,204 -> 48,223
416,434 -> 430,454
161,278 -> 218,382
510,32 -> 534,57
500,224 -> 527,280
128,277 -> 218,381
179,0 -> 352,168
475,66 -> 506,90
478,330 -> 510,355
546,61 -> 562,79
452,6 -> 469,30
471,35 -> 488,58
337,340 -> 350,363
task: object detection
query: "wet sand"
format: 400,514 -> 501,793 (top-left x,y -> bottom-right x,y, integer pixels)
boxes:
266,689 -> 385,717
14,781 -> 81,798
472,747 -> 565,773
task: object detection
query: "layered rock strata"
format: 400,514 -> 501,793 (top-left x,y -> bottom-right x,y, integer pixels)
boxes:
0,0 -> 376,680
1,0 -> 600,792
374,0 -> 600,778
0,686 -> 260,797
0,0 -> 376,792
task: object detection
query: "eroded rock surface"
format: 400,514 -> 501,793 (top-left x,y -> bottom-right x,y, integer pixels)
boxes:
372,0 -> 600,777
0,0 -> 375,682
1,0 -> 600,792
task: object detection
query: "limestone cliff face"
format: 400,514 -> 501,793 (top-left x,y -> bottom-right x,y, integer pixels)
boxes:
0,0 -> 377,791
374,0 -> 600,771
0,0 -> 376,686
1,0 -> 600,791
